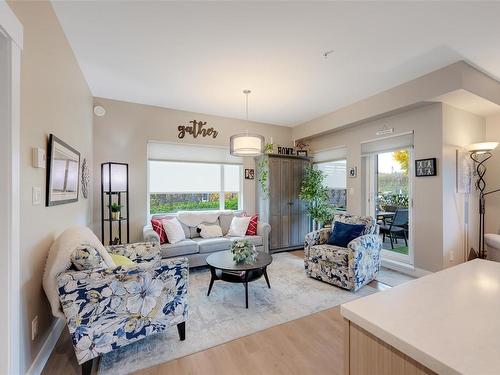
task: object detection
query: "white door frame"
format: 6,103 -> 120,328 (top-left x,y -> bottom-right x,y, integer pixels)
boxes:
364,148 -> 414,266
0,2 -> 22,374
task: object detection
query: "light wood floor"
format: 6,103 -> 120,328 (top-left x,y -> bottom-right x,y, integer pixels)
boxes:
43,250 -> 389,375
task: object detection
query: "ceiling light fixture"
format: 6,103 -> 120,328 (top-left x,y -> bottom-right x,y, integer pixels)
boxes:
230,90 -> 264,157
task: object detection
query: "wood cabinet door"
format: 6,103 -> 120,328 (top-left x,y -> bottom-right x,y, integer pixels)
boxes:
269,157 -> 282,250
289,159 -> 303,246
280,158 -> 292,248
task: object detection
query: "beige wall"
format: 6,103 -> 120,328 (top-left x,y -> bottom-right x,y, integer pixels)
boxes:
304,103 -> 486,272
93,97 -> 292,243
442,104 -> 484,267
7,1 -> 93,372
306,104 -> 444,272
485,114 -> 500,234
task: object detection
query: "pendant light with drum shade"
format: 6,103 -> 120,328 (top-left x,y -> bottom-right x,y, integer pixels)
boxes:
230,90 -> 265,156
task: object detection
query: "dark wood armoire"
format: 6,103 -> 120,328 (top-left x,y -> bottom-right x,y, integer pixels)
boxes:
255,154 -> 310,252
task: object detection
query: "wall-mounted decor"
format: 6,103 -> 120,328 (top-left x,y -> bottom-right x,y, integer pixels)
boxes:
415,158 -> 437,177
178,120 -> 218,139
46,134 -> 80,206
297,150 -> 308,157
81,158 -> 90,199
348,167 -> 357,178
244,169 -> 255,180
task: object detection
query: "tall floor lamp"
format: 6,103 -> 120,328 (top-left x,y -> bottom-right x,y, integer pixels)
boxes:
467,142 -> 499,260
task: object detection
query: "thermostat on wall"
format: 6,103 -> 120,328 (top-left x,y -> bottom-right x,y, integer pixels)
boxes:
32,147 -> 46,169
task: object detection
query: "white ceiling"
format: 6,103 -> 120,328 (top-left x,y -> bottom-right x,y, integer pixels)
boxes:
52,1 -> 500,126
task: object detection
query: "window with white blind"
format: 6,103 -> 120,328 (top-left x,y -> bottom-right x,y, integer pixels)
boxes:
315,159 -> 347,210
148,160 -> 242,213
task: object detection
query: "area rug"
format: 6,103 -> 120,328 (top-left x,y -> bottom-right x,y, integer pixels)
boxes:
99,253 -> 411,374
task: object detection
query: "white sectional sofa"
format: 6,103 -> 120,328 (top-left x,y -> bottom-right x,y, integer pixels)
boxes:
143,211 -> 271,267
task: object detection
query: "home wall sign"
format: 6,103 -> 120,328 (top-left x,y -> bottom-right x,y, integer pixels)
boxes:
178,120 -> 219,139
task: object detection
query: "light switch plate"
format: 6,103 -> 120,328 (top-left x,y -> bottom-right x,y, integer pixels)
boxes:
32,147 -> 46,169
32,186 -> 42,205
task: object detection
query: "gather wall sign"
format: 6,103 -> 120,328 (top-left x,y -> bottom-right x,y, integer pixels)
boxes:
178,120 -> 219,139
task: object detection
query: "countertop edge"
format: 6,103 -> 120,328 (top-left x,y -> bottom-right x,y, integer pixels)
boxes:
340,305 -> 460,375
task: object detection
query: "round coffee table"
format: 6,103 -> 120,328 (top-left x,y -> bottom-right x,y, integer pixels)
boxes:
206,250 -> 273,308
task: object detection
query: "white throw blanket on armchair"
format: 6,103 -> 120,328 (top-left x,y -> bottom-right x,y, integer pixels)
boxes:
42,226 -> 115,318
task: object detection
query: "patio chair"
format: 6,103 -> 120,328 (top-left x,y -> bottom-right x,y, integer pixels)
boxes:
379,208 -> 408,249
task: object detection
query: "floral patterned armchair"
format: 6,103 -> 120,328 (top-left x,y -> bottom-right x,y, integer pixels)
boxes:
57,242 -> 188,374
304,214 -> 382,291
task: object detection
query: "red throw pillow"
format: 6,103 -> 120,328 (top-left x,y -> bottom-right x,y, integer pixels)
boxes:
151,218 -> 167,244
246,214 -> 258,236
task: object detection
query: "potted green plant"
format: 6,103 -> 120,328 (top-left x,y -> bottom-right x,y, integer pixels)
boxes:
109,202 -> 123,220
299,165 -> 332,229
230,239 -> 257,264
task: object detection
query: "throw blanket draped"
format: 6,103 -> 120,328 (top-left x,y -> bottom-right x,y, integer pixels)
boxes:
42,226 -> 115,318
177,211 -> 221,227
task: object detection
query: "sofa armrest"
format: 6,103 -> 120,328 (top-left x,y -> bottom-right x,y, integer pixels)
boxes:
57,257 -> 188,364
257,221 -> 271,253
348,234 -> 382,254
304,228 -> 331,257
106,241 -> 161,263
143,224 -> 160,243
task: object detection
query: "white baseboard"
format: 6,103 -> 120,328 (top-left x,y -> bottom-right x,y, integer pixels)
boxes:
26,318 -> 65,375
381,258 -> 432,278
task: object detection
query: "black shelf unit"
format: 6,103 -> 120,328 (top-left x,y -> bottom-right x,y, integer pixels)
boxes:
101,162 -> 129,245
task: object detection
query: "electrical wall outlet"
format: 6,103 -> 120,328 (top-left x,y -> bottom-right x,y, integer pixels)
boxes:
449,251 -> 455,262
32,315 -> 38,341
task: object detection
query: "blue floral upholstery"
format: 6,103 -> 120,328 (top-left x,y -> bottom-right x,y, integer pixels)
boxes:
70,245 -> 107,270
304,214 -> 382,291
107,241 -> 161,264
57,242 -> 188,365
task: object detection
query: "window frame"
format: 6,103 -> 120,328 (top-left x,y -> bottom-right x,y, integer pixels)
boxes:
313,158 -> 348,211
147,159 -> 243,215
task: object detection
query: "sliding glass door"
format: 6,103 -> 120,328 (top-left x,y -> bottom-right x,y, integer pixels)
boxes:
363,145 -> 413,265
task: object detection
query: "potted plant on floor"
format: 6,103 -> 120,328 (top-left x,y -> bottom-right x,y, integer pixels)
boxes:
299,165 -> 331,230
109,202 -> 123,220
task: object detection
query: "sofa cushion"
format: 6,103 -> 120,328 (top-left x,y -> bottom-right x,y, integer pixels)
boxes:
160,239 -> 199,258
218,212 -> 235,236
198,223 -> 223,239
228,235 -> 263,247
332,213 -> 376,235
162,217 -> 186,244
246,214 -> 258,236
153,214 -> 190,238
308,244 -> 350,266
192,237 -> 232,254
327,221 -> 365,248
151,218 -> 167,244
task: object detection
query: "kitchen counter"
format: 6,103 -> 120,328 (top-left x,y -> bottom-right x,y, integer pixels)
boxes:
341,259 -> 500,375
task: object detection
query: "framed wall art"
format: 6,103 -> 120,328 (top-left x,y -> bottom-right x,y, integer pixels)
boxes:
244,168 -> 255,180
46,134 -> 80,206
415,158 -> 437,177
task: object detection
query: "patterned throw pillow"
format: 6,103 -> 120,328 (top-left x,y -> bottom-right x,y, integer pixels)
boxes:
246,214 -> 258,236
151,218 -> 167,244
70,245 -> 107,271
